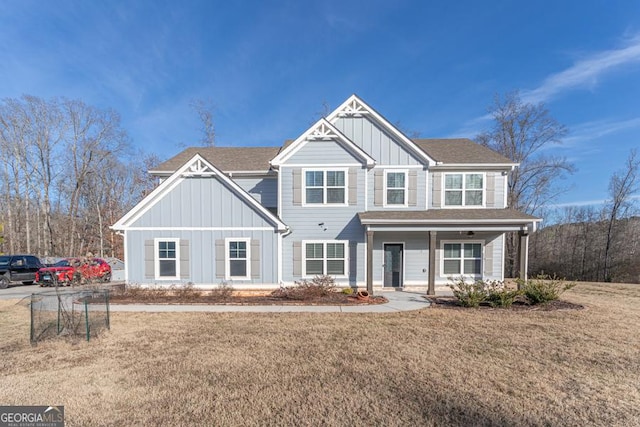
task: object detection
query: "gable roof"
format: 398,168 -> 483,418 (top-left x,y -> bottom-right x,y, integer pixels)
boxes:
150,146 -> 282,175
412,139 -> 516,165
327,94 -> 436,166
270,118 -> 376,167
112,154 -> 288,232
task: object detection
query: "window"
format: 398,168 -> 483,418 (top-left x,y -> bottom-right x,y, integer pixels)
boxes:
385,171 -> 406,206
304,241 -> 347,276
304,170 -> 346,204
444,173 -> 484,206
226,239 -> 250,279
443,243 -> 482,276
156,239 -> 179,279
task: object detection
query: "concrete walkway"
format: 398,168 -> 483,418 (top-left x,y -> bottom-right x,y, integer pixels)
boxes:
108,290 -> 432,313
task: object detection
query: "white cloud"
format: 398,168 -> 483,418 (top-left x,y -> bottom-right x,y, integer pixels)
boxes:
522,35 -> 640,103
564,117 -> 640,145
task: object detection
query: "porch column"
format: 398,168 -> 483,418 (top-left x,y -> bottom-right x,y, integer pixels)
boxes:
518,230 -> 530,284
428,231 -> 436,295
366,230 -> 374,294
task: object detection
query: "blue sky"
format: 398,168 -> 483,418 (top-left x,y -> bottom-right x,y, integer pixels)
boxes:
1,0 -> 639,207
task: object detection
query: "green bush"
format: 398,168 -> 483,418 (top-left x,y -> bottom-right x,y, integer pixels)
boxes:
485,281 -> 521,308
519,275 -> 576,304
448,278 -> 488,308
341,287 -> 354,295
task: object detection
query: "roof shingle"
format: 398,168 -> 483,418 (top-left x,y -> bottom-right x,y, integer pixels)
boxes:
412,138 -> 515,164
150,146 -> 282,174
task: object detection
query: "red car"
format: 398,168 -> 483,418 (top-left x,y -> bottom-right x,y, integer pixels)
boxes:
36,258 -> 112,287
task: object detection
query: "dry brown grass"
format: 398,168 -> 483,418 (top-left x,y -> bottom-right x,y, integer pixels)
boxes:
1,282 -> 639,426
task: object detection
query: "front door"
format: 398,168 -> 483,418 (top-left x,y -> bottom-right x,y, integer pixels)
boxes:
383,244 -> 403,287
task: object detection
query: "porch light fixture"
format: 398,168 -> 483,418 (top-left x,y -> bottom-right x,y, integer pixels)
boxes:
467,231 -> 475,238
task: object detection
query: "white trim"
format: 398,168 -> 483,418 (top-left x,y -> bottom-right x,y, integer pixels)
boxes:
154,238 -> 180,281
112,154 -> 288,232
326,95 -> 435,166
442,172 -> 486,208
440,240 -> 485,280
504,172 -> 509,208
301,240 -> 349,278
383,169 -> 409,208
277,168 -> 282,222
123,227 -> 275,231
123,230 -> 129,284
425,169 -> 430,210
225,237 -> 251,281
430,164 -> 517,169
360,218 -> 540,225
374,164 -> 424,169
301,168 -> 349,207
367,226 -> 526,232
277,233 -> 282,284
382,242 -> 405,287
500,234 -> 505,282
270,118 -> 375,167
278,163 -> 363,168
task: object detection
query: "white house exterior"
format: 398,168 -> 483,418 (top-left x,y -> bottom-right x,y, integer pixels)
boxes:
112,95 -> 540,293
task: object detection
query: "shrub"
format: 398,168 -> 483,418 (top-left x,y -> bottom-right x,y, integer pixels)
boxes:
485,281 -> 521,308
448,278 -> 488,308
341,287 -> 354,295
519,275 -> 577,304
271,275 -> 337,300
171,282 -> 202,300
210,282 -> 234,301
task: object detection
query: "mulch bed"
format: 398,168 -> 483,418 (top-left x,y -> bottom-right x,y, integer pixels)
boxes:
426,296 -> 585,311
109,293 -> 388,306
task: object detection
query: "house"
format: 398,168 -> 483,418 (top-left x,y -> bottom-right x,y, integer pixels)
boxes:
111,95 -> 540,294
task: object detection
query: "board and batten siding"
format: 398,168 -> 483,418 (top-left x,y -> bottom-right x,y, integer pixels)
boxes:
131,177 -> 274,228
333,116 -> 423,165
233,176 -> 277,208
127,229 -> 279,285
286,138 -> 363,164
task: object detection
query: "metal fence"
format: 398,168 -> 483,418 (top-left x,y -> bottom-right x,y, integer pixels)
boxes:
30,288 -> 110,343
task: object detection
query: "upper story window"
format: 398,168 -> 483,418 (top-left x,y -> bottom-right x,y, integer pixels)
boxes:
444,173 -> 484,207
304,170 -> 346,205
385,171 -> 407,206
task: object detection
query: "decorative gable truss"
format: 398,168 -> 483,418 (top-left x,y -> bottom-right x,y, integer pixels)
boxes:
111,154 -> 288,232
327,94 -> 436,167
270,118 -> 376,168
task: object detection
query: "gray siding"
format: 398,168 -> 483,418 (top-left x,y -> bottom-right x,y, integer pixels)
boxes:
429,170 -> 507,209
333,116 -> 423,165
367,167 -> 428,211
280,165 -> 366,285
286,138 -> 362,164
233,176 -> 277,208
131,177 -> 273,228
434,231 -> 504,284
371,232 -> 430,286
126,229 -> 279,285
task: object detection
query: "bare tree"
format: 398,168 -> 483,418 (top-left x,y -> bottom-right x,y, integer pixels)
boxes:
476,91 -> 574,277
190,98 -> 215,147
603,149 -> 639,281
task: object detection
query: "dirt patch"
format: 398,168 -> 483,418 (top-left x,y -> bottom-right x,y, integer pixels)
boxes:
427,296 -> 585,311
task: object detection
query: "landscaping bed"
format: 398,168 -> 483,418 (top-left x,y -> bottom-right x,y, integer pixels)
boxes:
427,295 -> 584,311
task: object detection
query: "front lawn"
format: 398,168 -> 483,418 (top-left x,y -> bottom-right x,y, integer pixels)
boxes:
0,282 -> 639,426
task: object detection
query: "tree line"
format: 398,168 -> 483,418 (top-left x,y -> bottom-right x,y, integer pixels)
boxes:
0,95 -> 158,259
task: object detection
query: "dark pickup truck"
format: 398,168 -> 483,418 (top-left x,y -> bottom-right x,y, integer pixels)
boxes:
0,255 -> 45,289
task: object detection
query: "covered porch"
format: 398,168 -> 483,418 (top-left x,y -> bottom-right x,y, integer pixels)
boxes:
358,209 -> 541,295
